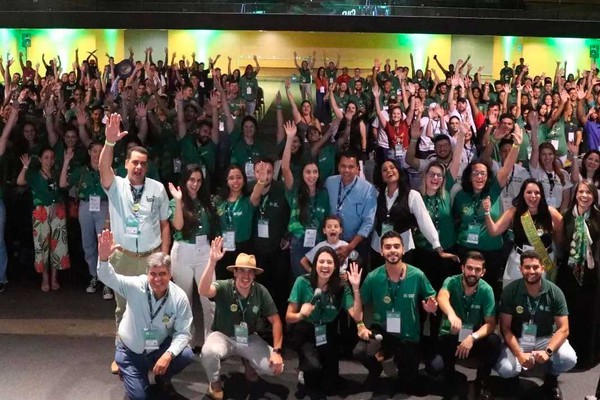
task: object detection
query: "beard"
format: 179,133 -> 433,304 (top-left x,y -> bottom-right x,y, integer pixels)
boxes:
384,253 -> 401,265
463,274 -> 479,287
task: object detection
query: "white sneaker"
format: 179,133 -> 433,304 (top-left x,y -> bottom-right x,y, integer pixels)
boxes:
102,286 -> 114,300
86,278 -> 98,293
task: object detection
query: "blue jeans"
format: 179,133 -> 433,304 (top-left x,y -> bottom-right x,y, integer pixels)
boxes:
290,235 -> 312,279
0,200 -> 6,282
79,200 -> 109,278
115,338 -> 194,400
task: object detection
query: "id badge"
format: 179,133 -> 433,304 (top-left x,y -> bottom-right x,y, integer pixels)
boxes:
219,120 -> 225,132
520,323 -> 537,352
235,322 -> 249,346
89,195 -> 101,212
381,222 -> 394,236
144,328 -> 160,351
195,235 -> 208,252
315,324 -> 327,346
245,162 -> 255,180
394,144 -> 404,158
501,195 -> 513,212
466,222 -> 480,245
458,323 -> 474,342
125,216 -> 140,237
319,86 -> 325,94
303,228 -> 317,248
386,310 -> 401,334
329,77 -> 334,84
257,219 -> 269,238
173,158 -> 182,174
568,131 -> 574,143
246,86 -> 252,95
550,139 -> 559,151
200,81 -> 205,88
223,231 -> 236,251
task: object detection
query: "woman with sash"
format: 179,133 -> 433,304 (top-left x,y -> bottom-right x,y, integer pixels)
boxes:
286,247 -> 363,394
482,178 -> 563,287
558,179 -> 600,369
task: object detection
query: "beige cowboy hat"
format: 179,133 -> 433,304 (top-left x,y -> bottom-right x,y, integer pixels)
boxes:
226,253 -> 264,274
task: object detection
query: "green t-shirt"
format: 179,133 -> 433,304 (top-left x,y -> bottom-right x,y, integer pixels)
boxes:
54,142 -> 87,171
214,195 -> 256,243
325,68 -> 337,84
26,169 -> 62,206
317,144 -> 338,181
229,132 -> 267,167
211,279 -> 278,337
168,198 -> 213,244
239,72 -> 259,102
251,181 -> 290,252
499,278 -> 568,338
288,275 -> 353,324
361,264 -> 436,342
414,172 -> 455,250
333,93 -> 350,113
67,165 -> 107,201
452,178 -> 503,251
285,187 -> 330,239
180,134 -> 217,173
543,119 -> 567,158
439,275 -> 496,336
298,68 -> 312,84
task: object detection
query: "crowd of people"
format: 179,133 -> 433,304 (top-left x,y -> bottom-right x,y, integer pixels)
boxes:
1,46 -> 599,399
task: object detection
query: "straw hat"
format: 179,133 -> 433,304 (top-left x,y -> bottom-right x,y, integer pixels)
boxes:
226,253 -> 264,274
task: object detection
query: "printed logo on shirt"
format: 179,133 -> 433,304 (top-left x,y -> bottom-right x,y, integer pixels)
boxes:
403,293 -> 415,299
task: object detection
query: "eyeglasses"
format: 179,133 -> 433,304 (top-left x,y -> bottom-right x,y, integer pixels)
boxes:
427,172 -> 444,179
471,171 -> 488,177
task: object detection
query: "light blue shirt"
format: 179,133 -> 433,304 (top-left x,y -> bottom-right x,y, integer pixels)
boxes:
325,175 -> 377,241
105,176 -> 169,253
98,260 -> 192,356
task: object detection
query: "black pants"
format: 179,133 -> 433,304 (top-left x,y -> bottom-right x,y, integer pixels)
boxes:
353,325 -> 420,380
255,246 -> 290,324
431,332 -> 502,380
288,320 -> 340,388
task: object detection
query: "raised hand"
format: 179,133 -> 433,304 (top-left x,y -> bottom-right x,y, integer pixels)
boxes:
105,113 -> 128,143
482,196 -> 491,213
209,237 -> 226,263
63,148 -> 74,164
512,124 -> 523,145
347,262 -> 362,290
97,230 -> 122,261
422,296 -> 438,314
283,120 -> 297,138
168,182 -> 182,200
275,91 -> 282,106
135,102 -> 147,118
20,154 -> 31,168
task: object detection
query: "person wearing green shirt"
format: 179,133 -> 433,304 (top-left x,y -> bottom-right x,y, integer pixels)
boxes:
239,56 -> 260,116
293,50 -> 316,103
59,140 -> 112,298
168,164 -> 220,349
353,231 -> 437,395
17,146 -> 70,292
281,122 -> 331,277
430,251 -> 500,400
286,247 -> 362,394
496,251 -> 576,400
114,139 -> 160,181
199,238 -> 284,400
213,163 -> 267,280
500,61 -> 514,84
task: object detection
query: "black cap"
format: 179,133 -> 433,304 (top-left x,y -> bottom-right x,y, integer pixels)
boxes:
114,59 -> 135,80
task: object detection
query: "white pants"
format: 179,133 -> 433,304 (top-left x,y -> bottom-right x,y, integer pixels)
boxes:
200,331 -> 275,383
171,240 -> 214,346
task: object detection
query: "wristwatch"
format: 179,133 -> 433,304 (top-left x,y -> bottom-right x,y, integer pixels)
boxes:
272,348 -> 282,354
545,347 -> 554,357
470,332 -> 480,341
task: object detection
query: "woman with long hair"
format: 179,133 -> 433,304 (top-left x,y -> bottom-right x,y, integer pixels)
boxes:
286,247 -> 363,394
285,78 -> 322,141
483,178 -> 563,286
330,91 -> 367,157
558,180 -> 600,369
282,122 -> 330,278
212,163 -> 266,279
168,164 -> 220,347
17,147 -> 70,291
571,149 -> 600,197
314,66 -> 331,125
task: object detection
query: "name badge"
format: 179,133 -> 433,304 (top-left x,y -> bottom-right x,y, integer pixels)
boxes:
173,158 -> 182,174
245,162 -> 255,181
381,222 -> 394,236
568,131 -> 574,143
195,235 -> 208,252
200,81 -> 205,88
319,86 -> 325,94
458,323 -> 474,342
219,120 -> 225,132
501,195 -> 513,212
315,324 -> 327,346
466,222 -> 480,245
550,139 -> 559,151
257,219 -> 269,238
89,195 -> 101,212
246,87 -> 252,95
144,328 -> 160,351
125,216 -> 140,237
386,310 -> 401,334
223,231 -> 236,251
235,322 -> 249,346
329,78 -> 333,84
303,229 -> 317,248
520,323 -> 537,352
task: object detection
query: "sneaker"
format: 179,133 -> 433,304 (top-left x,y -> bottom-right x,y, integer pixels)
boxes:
102,286 -> 114,300
0,282 -> 5,293
86,278 -> 98,293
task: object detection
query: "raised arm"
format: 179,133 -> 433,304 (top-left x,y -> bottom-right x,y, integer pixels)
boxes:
281,121 -> 297,191
406,118 -> 422,170
483,198 -> 514,237
199,238 -> 225,298
528,111 -> 540,170
329,83 -> 343,120
432,55 -> 449,76
497,124 -> 522,188
99,114 -> 128,189
0,102 -> 17,157
292,51 -> 301,70
213,77 -> 234,134
285,79 -> 301,123
252,55 -> 260,76
371,86 -> 388,128
44,101 -> 59,147
448,123 -> 467,180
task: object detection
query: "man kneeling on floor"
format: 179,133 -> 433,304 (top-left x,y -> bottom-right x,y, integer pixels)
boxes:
97,229 -> 194,400
198,237 -> 284,400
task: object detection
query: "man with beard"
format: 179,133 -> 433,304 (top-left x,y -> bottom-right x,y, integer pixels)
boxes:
496,251 -> 577,400
353,231 -> 437,395
429,251 -> 501,400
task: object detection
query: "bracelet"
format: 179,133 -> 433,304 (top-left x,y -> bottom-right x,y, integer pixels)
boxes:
257,180 -> 266,186
410,138 -> 419,143
484,211 -> 490,216
105,140 -> 116,147
357,322 -> 365,328
512,143 -> 520,148
276,106 -> 282,110
23,166 -> 28,169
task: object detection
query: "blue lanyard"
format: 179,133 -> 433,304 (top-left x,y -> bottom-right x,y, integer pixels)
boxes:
337,177 -> 358,213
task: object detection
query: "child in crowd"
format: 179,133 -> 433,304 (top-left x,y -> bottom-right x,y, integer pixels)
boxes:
300,215 -> 349,275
